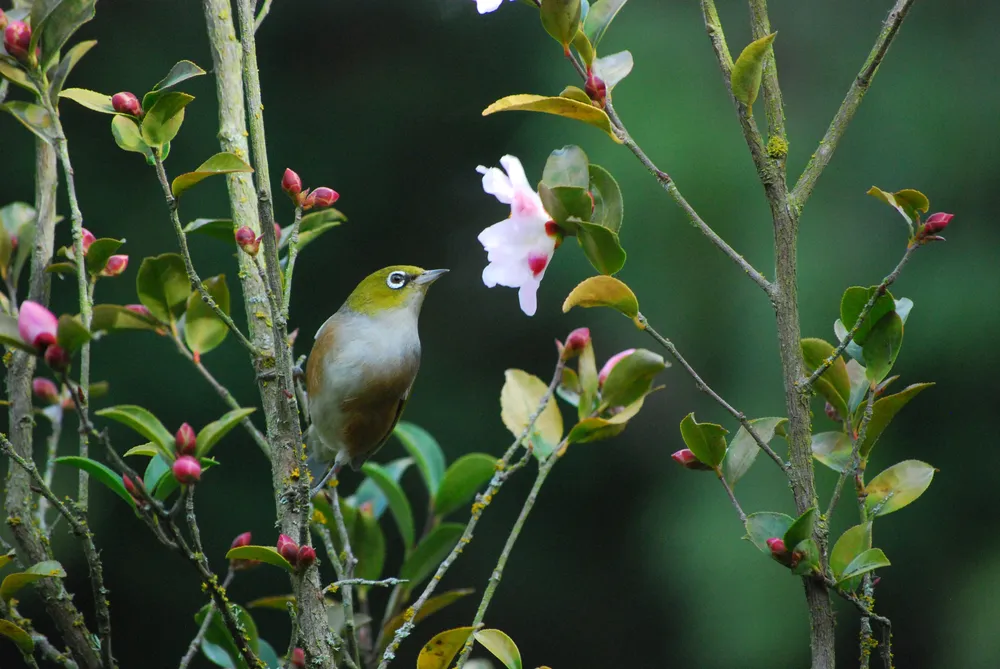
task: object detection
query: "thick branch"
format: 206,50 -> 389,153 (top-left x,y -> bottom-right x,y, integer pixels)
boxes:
791,0 -> 916,209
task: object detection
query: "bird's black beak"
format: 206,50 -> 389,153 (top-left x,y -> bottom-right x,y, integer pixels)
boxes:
415,268 -> 449,285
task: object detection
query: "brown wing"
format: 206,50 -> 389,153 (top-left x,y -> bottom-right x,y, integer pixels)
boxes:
306,320 -> 338,400
341,374 -> 414,470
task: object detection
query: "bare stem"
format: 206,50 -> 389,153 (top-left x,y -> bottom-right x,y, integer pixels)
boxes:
328,482 -> 362,668
178,569 -> 235,669
280,206 -> 303,322
254,0 -> 273,32
36,407 -> 64,532
791,0 -> 917,209
747,0 -> 787,151
718,471 -> 747,524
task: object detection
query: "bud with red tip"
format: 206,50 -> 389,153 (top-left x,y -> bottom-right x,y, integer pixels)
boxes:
32,378 -> 60,404
598,348 -> 636,386
229,531 -> 260,570
824,401 -> 840,422
45,343 -> 70,371
561,327 -> 591,361
111,92 -> 142,117
296,545 -> 316,570
917,211 -> 953,243
290,648 -> 305,668
273,223 -> 282,241
122,474 -> 147,506
3,21 -> 31,62
671,448 -> 713,471
584,70 -> 607,108
231,531 -> 252,549
282,169 -> 302,199
100,254 -> 129,277
302,187 -> 339,210
81,228 -> 96,254
235,226 -> 260,256
125,304 -> 153,318
277,534 -> 299,565
18,301 -> 59,350
175,423 -> 197,455
766,537 -> 787,557
172,455 -> 201,484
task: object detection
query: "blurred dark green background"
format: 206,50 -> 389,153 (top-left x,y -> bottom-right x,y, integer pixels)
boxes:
2,0 -> 998,667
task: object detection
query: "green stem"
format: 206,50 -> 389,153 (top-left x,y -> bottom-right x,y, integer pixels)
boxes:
280,206 -> 303,323
328,482 -> 362,669
747,0 -> 788,155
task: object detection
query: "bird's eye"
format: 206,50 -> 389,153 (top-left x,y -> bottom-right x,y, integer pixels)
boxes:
386,271 -> 408,290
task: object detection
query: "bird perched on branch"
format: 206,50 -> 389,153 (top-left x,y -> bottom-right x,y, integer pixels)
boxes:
305,265 -> 447,494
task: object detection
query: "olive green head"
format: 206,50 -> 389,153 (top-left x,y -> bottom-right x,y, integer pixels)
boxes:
345,265 -> 448,315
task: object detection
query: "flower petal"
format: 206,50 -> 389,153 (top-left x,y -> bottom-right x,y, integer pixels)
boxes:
475,0 -> 505,13
499,155 -> 532,194
518,278 -> 541,316
477,165 -> 514,204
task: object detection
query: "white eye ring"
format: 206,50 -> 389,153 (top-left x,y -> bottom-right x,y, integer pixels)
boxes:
386,271 -> 407,289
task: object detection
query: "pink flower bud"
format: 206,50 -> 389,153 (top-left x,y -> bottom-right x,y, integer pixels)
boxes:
44,345 -> 70,371
125,304 -> 153,318
670,448 -> 712,471
585,70 -> 608,108
9,235 -> 17,250
230,531 -> 252,549
32,378 -> 60,404
175,423 -> 197,455
824,401 -> 840,422
18,301 -> 59,350
302,186 -> 339,210
3,21 -> 31,62
81,228 -> 96,254
277,534 -> 299,565
172,455 -> 201,484
273,223 -> 282,240
235,226 -> 260,256
100,254 -> 128,277
122,474 -> 147,505
598,348 -> 636,386
921,212 -> 953,236
290,648 -> 305,668
296,545 -> 316,569
122,473 -> 139,496
229,531 -> 260,570
766,537 -> 787,557
282,169 -> 302,198
561,327 -> 591,361
111,92 -> 142,117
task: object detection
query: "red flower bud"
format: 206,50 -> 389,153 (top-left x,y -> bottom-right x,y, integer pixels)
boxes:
111,92 -> 142,117
766,537 -> 787,556
282,169 -> 302,198
584,70 -> 608,108
229,531 -> 260,570
920,211 -> 953,238
302,186 -> 339,210
81,228 -> 96,254
277,534 -> 299,565
273,223 -> 282,241
296,545 -> 316,569
290,648 -> 305,668
43,345 -> 70,372
670,448 -> 712,471
235,225 -> 260,256
9,235 -> 17,250
824,401 -> 841,422
175,422 -> 197,455
18,300 -> 58,350
3,21 -> 31,62
122,474 -> 147,506
598,348 -> 636,386
32,378 -> 60,404
561,327 -> 591,361
230,531 -> 252,549
125,304 -> 153,318
172,455 -> 201,484
122,473 -> 139,496
100,254 -> 129,277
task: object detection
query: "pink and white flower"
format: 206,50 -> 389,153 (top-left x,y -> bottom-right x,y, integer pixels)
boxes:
476,155 -> 558,316
474,0 -> 509,14
18,301 -> 58,350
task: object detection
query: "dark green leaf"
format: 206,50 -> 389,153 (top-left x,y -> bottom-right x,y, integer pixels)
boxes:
830,522 -> 871,584
184,218 -> 234,243
600,348 -> 666,409
810,431 -> 853,473
790,538 -> 821,576
56,314 -> 90,352
53,456 -> 134,509
540,0 -> 582,47
475,629 -> 523,669
731,33 -> 776,106
800,337 -> 850,419
393,422 -> 446,496
744,511 -> 794,552
722,417 -> 787,486
839,286 -> 897,348
110,115 -> 152,158
184,274 -> 230,355
0,620 -> 34,654
576,221 -> 626,275
91,304 -> 161,332
350,457 -> 412,519
399,523 -> 464,588
293,208 -> 347,251
58,87 -> 115,114
141,92 -> 193,147
416,627 -> 476,669
434,453 -> 497,518
84,238 -> 123,276
171,152 -> 254,198
839,548 -> 890,582
360,461 -> 416,548
2,101 -> 57,144
195,407 -> 256,457
588,164 -> 623,232
34,0 -> 95,71
542,145 -> 589,189
0,224 -> 11,280
143,60 -> 206,110
136,253 -> 190,322
379,589 -> 474,655
353,507 -> 387,581
49,39 -> 97,98
0,560 -> 66,601
246,595 -> 296,611
483,94 -> 621,143
538,184 -> 591,230
257,639 -> 280,669
95,404 -> 175,459
864,460 -> 935,517
859,383 -> 934,457
863,311 -> 903,385
583,0 -> 627,46
679,413 -> 728,468
783,507 -> 817,549
195,601 -> 259,669
225,546 -> 293,572
144,454 -> 171,498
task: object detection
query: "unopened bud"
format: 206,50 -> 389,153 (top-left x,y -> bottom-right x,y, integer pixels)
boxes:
918,211 -> 953,243
230,531 -> 252,549
32,378 -> 60,404
302,186 -> 339,210
281,169 -> 302,198
277,534 -> 299,565
290,648 -> 305,668
100,254 -> 128,277
18,300 -> 59,351
561,327 -> 591,360
235,226 -> 260,256
3,21 -> 31,62
122,474 -> 146,505
172,455 -> 201,484
670,448 -> 712,471
584,70 -> 607,108
766,537 -> 787,557
273,223 -> 282,241
824,401 -> 841,422
111,92 -> 142,117
296,545 -> 316,569
125,304 -> 153,318
81,228 -> 96,254
598,348 -> 636,386
175,423 -> 197,455
44,345 -> 70,372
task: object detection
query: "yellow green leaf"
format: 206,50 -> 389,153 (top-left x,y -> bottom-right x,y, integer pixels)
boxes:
379,589 -> 474,654
475,629 -> 523,669
416,626 -> 477,669
0,620 -> 33,654
562,275 -> 638,319
731,32 -> 777,106
500,370 -> 563,454
483,94 -> 622,143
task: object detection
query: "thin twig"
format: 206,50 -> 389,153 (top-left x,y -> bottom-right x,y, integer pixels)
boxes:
376,359 -> 566,669
803,245 -> 916,388
314,526 -> 361,669
253,0 -> 273,32
328,483 -> 362,669
178,569 -> 235,669
37,406 -> 64,532
826,575 -> 893,668
282,603 -> 299,669
638,314 -> 788,472
791,0 -> 917,209
324,577 -> 406,592
718,472 -> 747,524
825,390 -> 876,520
280,206 -> 303,322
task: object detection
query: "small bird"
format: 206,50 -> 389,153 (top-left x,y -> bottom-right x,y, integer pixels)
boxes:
305,265 -> 447,494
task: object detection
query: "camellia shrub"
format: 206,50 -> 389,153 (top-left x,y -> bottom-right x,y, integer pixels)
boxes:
0,0 -> 948,668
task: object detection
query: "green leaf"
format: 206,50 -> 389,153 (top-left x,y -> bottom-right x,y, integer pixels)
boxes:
790,538 -> 821,576
839,548 -> 890,583
34,0 -> 96,71
350,457 -> 412,519
0,552 -> 14,570
583,0 -> 627,46
49,39 -> 97,98
810,431 -> 853,473
143,60 -> 206,110
416,627 -> 477,669
123,443 -> 159,458
184,274 -> 230,355
150,455 -> 218,501
0,225 -> 11,280
379,589 -> 475,655
830,522 -> 871,583
195,407 -> 256,457
393,422 -> 446,496
567,394 -> 646,444
864,460 -> 935,517
483,94 -> 621,143
0,560 -> 66,601
558,85 -> 592,105
800,338 -> 851,419
542,145 -> 589,189
679,413 -> 728,468
722,417 -> 787,486
141,92 -> 193,147
0,619 -> 34,655
293,208 -> 347,251
588,164 -> 623,232
58,87 -> 115,114
577,338 -> 599,420
91,304 -> 161,332
171,152 -> 254,198
561,275 -> 637,319
600,348 -> 666,409
0,60 -> 35,93
56,314 -> 90,352
246,594 -> 296,610
225,546 -> 293,572
500,369 -> 563,454
859,382 -> 933,458
592,50 -> 633,90
360,461 -> 416,549
556,367 -> 581,407
400,523 -> 464,588
863,311 -> 903,385
731,32 -> 777,106
353,507 -> 387,581
434,453 -> 497,518
572,29 -> 595,68
53,456 -> 134,509
576,221 -> 626,275
537,184 -> 591,229
475,629 -> 522,669
136,253 -> 191,322
184,218 -> 234,243
195,601 -> 259,669
867,186 -> 929,230
95,404 -> 175,460
540,0 -> 582,47
0,314 -> 31,351
258,639 -> 280,669
783,507 -> 817,552
744,511 -> 794,552
84,238 -> 123,276
143,454 -> 171,498
2,101 -> 58,144
110,115 -> 152,158
839,286 -> 897,348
